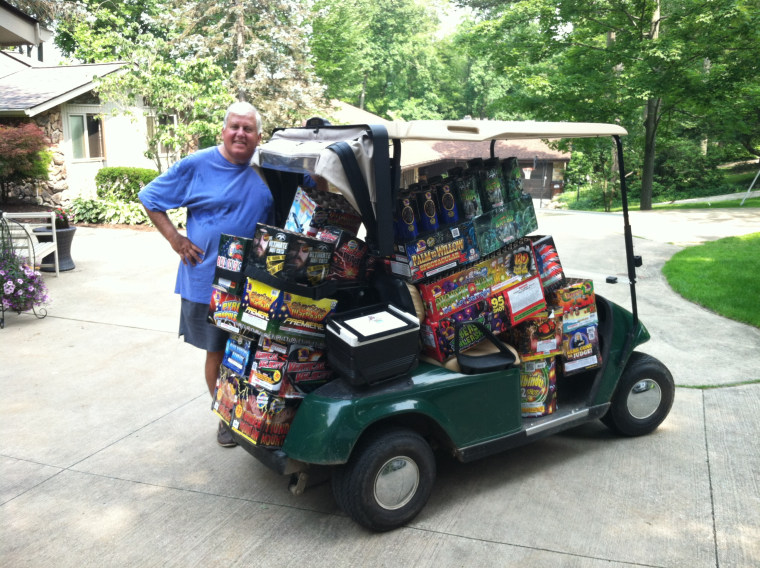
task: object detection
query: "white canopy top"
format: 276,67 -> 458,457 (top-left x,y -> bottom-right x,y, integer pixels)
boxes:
383,120 -> 627,141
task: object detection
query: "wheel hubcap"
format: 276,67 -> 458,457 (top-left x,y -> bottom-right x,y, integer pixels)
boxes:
374,456 -> 420,510
627,379 -> 662,420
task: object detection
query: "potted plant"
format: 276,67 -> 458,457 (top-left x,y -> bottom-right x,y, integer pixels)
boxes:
34,205 -> 77,271
0,249 -> 49,323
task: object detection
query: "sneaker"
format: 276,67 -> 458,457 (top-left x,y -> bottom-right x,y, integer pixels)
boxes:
217,421 -> 237,447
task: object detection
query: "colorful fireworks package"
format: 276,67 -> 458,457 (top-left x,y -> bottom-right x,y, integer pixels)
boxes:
211,367 -> 239,426
505,309 -> 563,361
520,357 -> 557,417
268,290 -> 338,345
284,185 -> 361,237
208,289 -> 243,334
553,279 -> 602,375
213,234 -> 251,294
497,238 -> 547,325
390,221 -> 480,282
222,334 -> 256,377
448,166 -> 483,221
532,235 -> 566,293
230,387 -> 297,448
237,278 -> 282,333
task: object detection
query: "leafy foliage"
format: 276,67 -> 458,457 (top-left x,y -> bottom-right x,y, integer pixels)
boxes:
95,167 -> 159,202
70,197 -> 186,228
0,250 -> 49,313
0,123 -> 52,203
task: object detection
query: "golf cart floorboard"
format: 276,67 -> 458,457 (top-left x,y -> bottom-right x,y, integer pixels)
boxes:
455,402 -> 610,463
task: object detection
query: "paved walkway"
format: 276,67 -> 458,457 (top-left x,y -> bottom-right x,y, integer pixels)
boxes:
1,206 -> 758,567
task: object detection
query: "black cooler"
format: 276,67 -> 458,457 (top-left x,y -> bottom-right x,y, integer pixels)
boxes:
326,303 -> 420,386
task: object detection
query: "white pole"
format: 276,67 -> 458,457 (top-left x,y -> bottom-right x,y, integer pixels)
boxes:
740,167 -> 760,206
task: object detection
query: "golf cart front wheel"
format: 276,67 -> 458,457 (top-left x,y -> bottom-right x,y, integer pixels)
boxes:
602,352 -> 675,436
332,427 -> 436,532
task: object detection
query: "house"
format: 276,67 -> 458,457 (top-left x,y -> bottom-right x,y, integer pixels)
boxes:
0,1 -> 165,206
328,100 -> 570,200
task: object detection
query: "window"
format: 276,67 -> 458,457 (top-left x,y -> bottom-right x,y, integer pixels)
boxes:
69,114 -> 104,160
146,114 -> 177,155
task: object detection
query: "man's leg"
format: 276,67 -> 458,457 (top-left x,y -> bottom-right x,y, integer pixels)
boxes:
205,350 -> 224,397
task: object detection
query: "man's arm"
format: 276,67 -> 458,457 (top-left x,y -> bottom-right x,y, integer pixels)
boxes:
143,208 -> 204,266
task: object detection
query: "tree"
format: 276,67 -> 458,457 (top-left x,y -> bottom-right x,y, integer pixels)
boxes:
0,123 -> 51,203
459,0 -> 760,209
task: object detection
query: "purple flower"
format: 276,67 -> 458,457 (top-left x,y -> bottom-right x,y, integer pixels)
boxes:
3,281 -> 14,295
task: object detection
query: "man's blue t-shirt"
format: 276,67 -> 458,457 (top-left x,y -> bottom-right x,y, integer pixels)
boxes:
139,146 -> 274,304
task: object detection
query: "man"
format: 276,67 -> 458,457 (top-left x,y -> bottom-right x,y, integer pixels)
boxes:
139,101 -> 274,447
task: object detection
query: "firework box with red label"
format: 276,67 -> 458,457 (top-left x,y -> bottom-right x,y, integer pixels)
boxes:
317,229 -> 369,282
213,234 -> 252,294
237,278 -> 282,333
326,303 -> 420,385
392,221 -> 480,282
285,344 -> 333,392
208,289 -> 243,334
520,356 -> 557,417
497,238 -> 547,325
211,367 -> 240,426
230,388 -> 297,448
505,309 -> 563,361
531,235 -> 566,292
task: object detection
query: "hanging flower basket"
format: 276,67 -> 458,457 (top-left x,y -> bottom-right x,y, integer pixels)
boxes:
1,249 -> 50,321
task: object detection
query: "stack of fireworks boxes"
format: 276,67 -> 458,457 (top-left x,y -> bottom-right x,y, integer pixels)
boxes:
391,157 -> 602,417
208,183 -> 367,448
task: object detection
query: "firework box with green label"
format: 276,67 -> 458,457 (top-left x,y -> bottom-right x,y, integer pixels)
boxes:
473,206 -> 519,256
390,221 -> 480,282
553,279 -> 602,375
213,234 -> 252,294
519,357 -> 557,417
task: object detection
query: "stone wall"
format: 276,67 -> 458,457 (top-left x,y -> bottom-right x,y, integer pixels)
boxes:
2,109 -> 68,207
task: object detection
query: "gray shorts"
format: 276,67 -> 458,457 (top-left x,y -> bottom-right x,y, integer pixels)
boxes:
179,298 -> 229,352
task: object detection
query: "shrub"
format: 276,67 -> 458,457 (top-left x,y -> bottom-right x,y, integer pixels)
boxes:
0,123 -> 52,203
95,167 -> 159,202
70,197 -> 186,228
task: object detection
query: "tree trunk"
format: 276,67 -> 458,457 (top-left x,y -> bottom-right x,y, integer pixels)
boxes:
640,97 -> 660,210
359,75 -> 367,110
235,0 -> 246,101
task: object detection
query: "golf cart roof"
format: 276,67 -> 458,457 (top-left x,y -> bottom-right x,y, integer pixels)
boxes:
255,119 -> 628,256
382,120 -> 627,141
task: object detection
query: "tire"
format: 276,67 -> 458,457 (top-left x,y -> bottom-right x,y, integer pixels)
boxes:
331,427 -> 436,532
602,352 -> 675,437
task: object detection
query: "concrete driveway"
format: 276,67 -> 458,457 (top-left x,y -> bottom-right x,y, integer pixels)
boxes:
1,205 -> 758,567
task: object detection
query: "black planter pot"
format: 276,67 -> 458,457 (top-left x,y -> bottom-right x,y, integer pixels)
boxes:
33,226 -> 76,271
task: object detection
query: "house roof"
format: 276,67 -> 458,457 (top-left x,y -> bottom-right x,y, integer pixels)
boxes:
327,99 -> 571,165
0,52 -> 126,117
0,0 -> 53,46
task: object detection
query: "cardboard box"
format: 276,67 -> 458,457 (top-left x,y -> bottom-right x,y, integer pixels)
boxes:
553,279 -> 602,375
208,289 -> 243,334
391,221 -> 480,282
520,357 -> 557,417
213,234 -> 252,294
507,309 -> 563,361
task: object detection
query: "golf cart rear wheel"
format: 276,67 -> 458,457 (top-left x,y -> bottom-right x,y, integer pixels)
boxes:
602,352 -> 674,437
332,427 -> 435,532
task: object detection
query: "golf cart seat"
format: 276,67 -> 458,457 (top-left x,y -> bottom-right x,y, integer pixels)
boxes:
400,282 -> 520,375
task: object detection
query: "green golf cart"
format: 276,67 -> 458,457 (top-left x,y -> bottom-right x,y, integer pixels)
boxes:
226,120 -> 674,532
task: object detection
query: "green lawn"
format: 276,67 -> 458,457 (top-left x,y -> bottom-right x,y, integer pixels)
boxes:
662,233 -> 760,328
